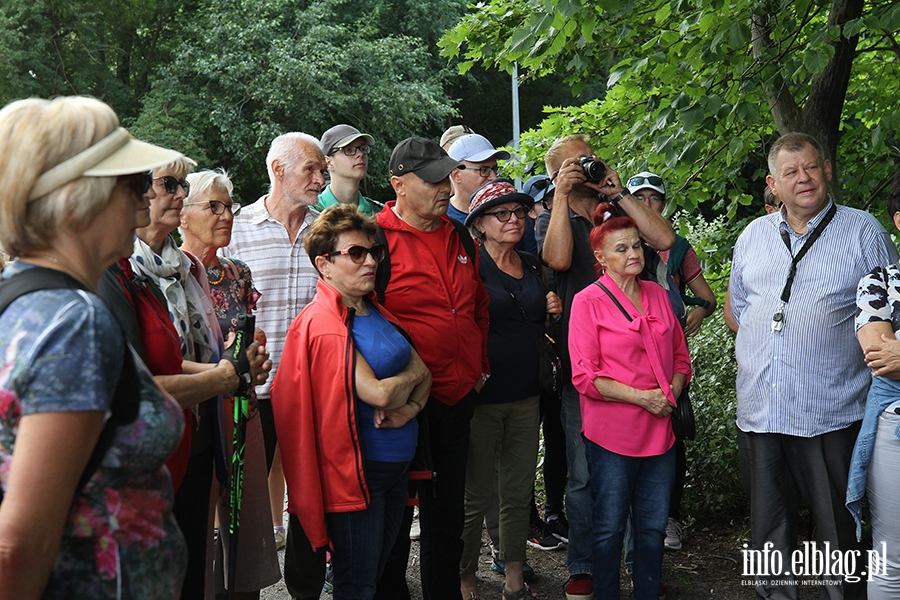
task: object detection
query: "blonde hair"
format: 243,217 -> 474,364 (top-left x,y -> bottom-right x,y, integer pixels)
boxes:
0,96 -> 120,256
545,134 -> 591,176
153,156 -> 196,180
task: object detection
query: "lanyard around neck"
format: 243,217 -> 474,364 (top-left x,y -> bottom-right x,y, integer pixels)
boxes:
777,202 -> 836,304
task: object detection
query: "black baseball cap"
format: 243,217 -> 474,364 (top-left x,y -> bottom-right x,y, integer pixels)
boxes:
389,137 -> 462,183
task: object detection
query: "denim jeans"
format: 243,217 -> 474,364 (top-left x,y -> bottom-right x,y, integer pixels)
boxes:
325,460 -> 409,600
561,383 -> 593,575
585,439 -> 674,600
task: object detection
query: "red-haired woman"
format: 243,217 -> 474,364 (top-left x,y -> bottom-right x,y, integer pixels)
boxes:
567,203 -> 691,600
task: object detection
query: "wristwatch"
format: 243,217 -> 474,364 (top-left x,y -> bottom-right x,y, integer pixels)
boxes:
610,187 -> 630,206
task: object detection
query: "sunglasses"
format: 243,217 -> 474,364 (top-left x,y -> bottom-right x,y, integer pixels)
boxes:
627,175 -> 665,193
153,175 -> 191,195
121,172 -> 153,196
322,244 -> 386,264
465,165 -> 501,178
184,200 -> 242,216
483,206 -> 527,222
336,144 -> 372,157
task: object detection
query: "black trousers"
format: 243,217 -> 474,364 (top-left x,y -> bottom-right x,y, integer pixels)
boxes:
375,390 -> 477,600
175,444 -> 215,600
738,424 -> 866,600
284,513 -> 327,600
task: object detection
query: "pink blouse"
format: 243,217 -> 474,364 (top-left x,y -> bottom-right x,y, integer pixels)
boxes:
569,274 -> 692,457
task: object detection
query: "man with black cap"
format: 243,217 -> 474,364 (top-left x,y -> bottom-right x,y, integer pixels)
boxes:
375,137 -> 490,600
313,124 -> 383,216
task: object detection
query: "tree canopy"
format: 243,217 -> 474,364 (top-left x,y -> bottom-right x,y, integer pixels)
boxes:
441,0 -> 900,224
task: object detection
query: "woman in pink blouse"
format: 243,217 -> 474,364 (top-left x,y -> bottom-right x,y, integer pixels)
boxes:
568,202 -> 691,600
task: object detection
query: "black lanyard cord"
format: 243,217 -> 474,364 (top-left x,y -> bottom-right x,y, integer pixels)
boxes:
778,202 -> 837,304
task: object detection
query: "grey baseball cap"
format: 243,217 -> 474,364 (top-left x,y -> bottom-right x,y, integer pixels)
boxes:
320,124 -> 375,156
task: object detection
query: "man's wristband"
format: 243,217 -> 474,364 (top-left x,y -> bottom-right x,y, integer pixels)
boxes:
610,187 -> 630,206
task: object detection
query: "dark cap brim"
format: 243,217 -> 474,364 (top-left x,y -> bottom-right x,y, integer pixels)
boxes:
413,155 -> 463,183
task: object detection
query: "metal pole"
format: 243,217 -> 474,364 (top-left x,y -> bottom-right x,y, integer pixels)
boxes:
512,62 -> 521,189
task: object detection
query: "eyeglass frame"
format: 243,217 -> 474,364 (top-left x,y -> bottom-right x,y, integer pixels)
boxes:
153,175 -> 191,195
463,164 -> 502,178
333,143 -> 372,157
183,200 -> 242,216
482,205 -> 528,222
121,172 -> 153,196
321,243 -> 387,264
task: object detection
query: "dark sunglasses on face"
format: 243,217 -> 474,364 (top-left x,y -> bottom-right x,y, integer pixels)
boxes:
336,144 -> 372,157
483,206 -> 527,222
322,244 -> 386,264
121,172 -> 153,196
627,175 -> 665,193
153,175 -> 191,195
184,200 -> 242,216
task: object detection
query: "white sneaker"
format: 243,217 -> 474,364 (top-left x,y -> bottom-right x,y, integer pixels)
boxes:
274,527 -> 286,550
664,518 -> 683,551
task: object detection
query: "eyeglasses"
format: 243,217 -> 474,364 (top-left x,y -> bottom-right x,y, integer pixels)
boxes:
121,172 -> 153,196
184,200 -> 242,216
465,165 -> 501,178
321,244 -> 386,264
336,144 -> 372,157
483,206 -> 527,222
153,175 -> 191,195
627,175 -> 665,193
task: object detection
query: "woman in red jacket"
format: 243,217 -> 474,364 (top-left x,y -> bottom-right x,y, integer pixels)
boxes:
272,204 -> 431,600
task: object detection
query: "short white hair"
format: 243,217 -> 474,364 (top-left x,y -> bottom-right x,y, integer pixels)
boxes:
266,132 -> 321,191
184,168 -> 234,212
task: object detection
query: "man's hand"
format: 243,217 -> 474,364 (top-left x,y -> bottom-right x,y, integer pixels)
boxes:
684,309 -> 705,337
248,341 -> 272,385
546,292 -> 562,317
864,334 -> 900,379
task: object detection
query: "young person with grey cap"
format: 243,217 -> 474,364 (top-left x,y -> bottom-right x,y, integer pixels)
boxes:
314,124 -> 383,217
446,133 -> 510,223
374,137 -> 490,600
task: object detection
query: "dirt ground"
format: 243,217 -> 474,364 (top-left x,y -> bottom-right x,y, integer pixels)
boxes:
260,517 -> 828,599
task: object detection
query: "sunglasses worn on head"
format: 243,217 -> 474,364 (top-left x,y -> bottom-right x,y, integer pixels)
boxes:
322,244 -> 386,264
153,175 -> 191,195
483,206 -> 527,222
627,175 -> 665,192
184,200 -> 242,216
121,172 -> 153,197
336,144 -> 372,157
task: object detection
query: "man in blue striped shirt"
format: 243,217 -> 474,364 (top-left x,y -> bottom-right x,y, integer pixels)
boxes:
729,132 -> 898,599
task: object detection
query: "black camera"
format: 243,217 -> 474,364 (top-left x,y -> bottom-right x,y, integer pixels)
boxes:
578,156 -> 607,182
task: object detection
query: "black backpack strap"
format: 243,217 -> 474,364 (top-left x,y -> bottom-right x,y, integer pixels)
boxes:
448,217 -> 477,263
0,266 -> 139,502
374,225 -> 391,305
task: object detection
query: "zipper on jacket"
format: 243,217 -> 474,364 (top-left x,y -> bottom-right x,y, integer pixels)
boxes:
344,309 -> 369,504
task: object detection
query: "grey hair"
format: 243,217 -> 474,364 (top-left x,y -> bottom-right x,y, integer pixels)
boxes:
266,132 -> 321,191
767,132 -> 827,176
184,168 -> 234,213
467,217 -> 486,243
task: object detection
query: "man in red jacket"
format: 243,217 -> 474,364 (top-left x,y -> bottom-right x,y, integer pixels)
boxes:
375,137 -> 490,600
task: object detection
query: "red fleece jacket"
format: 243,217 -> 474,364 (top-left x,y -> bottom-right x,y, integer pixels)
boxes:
271,279 -> 405,550
376,202 -> 490,405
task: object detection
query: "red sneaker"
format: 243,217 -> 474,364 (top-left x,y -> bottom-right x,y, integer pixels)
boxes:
564,573 -> 594,600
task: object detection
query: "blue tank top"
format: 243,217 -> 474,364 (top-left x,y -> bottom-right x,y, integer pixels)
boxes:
352,302 -> 417,462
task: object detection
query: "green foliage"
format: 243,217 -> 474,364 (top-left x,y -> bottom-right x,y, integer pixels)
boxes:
129,0 -> 455,202
443,0 -> 900,218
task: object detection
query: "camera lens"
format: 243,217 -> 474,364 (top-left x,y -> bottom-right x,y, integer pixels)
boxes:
578,157 -> 607,182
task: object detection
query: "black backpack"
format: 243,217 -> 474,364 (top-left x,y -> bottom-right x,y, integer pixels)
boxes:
0,266 -> 139,502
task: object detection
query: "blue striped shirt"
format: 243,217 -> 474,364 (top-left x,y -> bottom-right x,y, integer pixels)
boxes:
729,201 -> 898,436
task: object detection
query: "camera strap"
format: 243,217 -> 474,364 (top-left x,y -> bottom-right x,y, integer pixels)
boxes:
771,202 -> 836,333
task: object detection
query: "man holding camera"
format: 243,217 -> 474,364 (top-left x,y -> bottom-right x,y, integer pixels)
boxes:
537,134 -> 673,599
